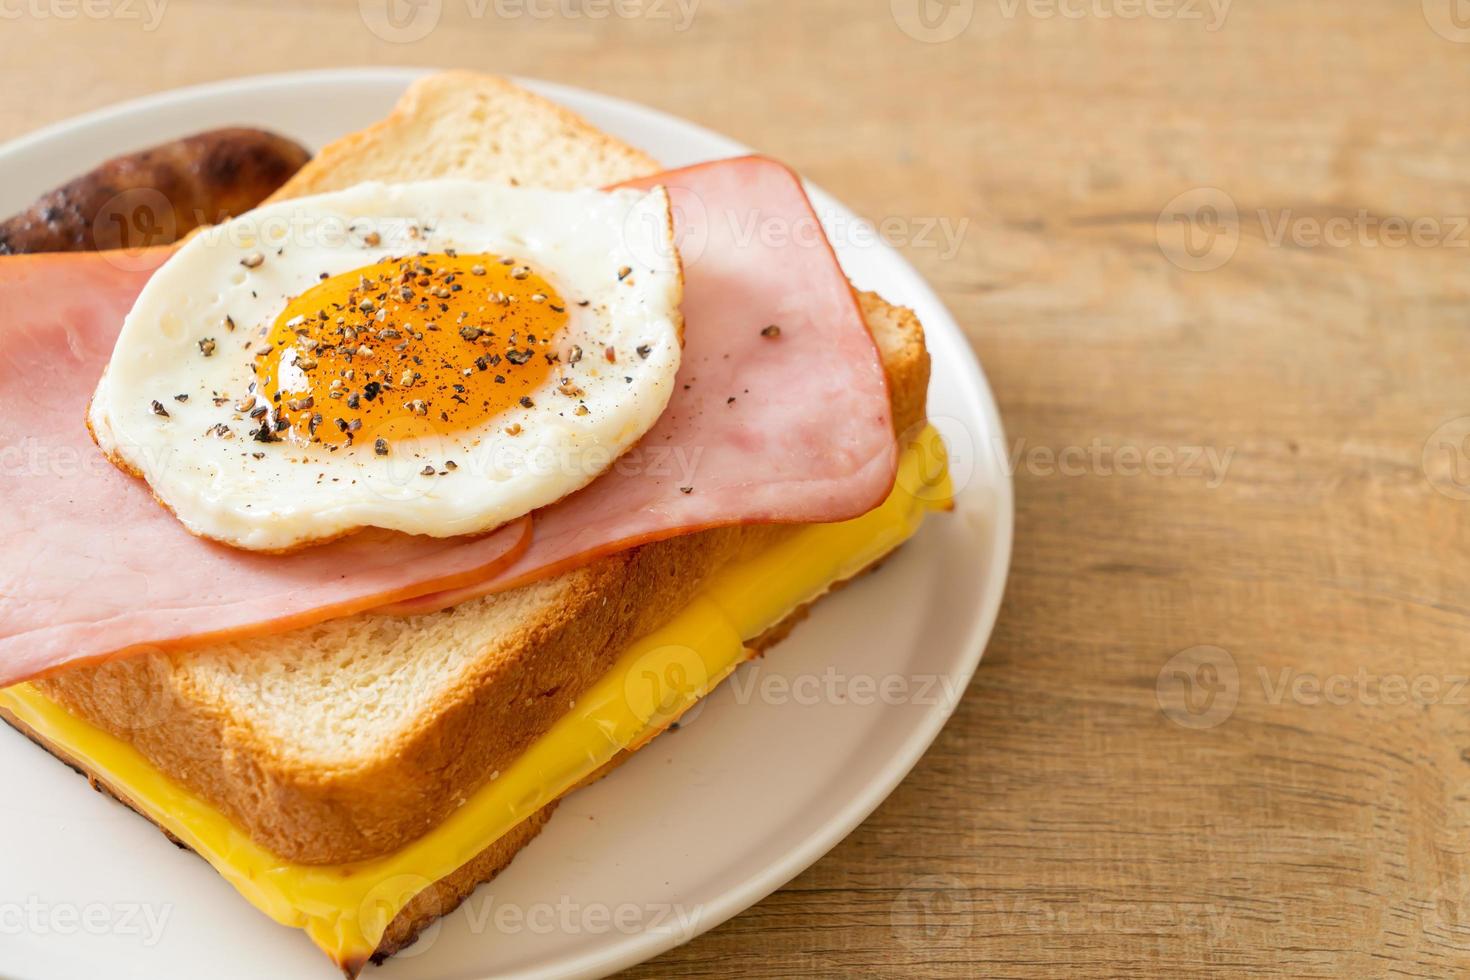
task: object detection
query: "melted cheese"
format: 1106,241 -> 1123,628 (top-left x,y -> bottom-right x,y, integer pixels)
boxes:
0,427 -> 952,968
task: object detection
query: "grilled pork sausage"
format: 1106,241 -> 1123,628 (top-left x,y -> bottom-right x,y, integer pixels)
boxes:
0,127 -> 310,254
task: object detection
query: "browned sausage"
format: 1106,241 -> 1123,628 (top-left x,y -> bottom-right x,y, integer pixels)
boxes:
0,127 -> 311,254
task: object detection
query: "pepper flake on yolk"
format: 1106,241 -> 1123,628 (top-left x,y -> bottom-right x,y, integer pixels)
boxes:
253,254 -> 566,449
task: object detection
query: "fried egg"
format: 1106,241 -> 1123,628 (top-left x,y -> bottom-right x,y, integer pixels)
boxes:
89,180 -> 683,552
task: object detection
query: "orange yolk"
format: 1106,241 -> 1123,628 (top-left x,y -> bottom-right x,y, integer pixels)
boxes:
252,253 -> 566,450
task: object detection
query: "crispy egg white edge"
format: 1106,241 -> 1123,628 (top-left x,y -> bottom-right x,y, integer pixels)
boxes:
89,180 -> 683,552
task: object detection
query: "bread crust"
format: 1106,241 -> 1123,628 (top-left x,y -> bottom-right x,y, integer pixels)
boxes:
265,72 -> 661,202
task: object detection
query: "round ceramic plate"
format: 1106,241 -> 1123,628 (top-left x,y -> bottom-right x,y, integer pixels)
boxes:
0,69 -> 1012,980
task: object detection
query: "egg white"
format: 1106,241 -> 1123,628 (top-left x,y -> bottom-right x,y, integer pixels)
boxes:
89,180 -> 683,551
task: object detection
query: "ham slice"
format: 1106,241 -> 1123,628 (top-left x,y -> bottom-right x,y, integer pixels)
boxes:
387,156 -> 897,614
0,155 -> 896,684
0,251 -> 529,687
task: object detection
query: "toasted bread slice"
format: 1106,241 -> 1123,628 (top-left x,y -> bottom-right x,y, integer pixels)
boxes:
29,73 -> 932,962
266,72 -> 659,200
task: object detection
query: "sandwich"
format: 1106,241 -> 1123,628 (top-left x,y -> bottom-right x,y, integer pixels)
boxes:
0,72 -> 952,975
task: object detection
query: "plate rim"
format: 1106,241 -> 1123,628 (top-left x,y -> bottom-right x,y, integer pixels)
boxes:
0,67 -> 1013,980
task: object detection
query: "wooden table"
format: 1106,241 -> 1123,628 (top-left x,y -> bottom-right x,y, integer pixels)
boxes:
7,1 -> 1470,975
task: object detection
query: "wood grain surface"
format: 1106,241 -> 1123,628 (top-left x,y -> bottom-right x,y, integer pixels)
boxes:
5,1 -> 1470,976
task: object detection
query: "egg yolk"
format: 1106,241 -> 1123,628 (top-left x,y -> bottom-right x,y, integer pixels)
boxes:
252,254 -> 566,450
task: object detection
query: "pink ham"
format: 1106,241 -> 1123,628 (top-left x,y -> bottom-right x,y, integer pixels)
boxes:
0,155 -> 897,684
386,156 -> 897,614
0,250 -> 529,687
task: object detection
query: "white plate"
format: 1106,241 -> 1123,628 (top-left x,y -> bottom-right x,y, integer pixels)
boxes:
0,69 -> 1012,980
